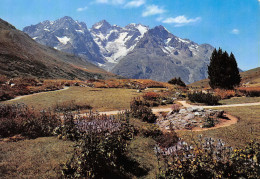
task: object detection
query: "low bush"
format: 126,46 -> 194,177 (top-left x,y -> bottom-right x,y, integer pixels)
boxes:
130,98 -> 157,123
168,77 -> 186,87
238,87 -> 260,97
157,137 -> 260,179
60,112 -> 146,178
202,116 -> 215,128
214,88 -> 236,99
0,103 -> 61,138
155,131 -> 179,148
142,92 -> 160,101
54,100 -> 92,112
188,91 -> 220,105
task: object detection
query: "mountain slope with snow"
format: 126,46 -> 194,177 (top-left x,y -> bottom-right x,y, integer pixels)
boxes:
23,16 -> 215,83
23,16 -> 104,64
112,26 -> 214,83
90,20 -> 149,70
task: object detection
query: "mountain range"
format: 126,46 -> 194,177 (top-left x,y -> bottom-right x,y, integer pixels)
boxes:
23,16 -> 215,83
0,18 -> 117,80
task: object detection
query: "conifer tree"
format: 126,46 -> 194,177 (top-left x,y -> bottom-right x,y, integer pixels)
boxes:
208,48 -> 241,89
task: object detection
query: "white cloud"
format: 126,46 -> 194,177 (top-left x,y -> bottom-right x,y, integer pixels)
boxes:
95,0 -> 125,5
77,6 -> 88,12
231,29 -> 240,34
142,5 -> 166,17
162,15 -> 201,27
125,0 -> 145,8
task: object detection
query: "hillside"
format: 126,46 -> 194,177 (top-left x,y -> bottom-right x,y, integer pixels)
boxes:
189,67 -> 260,87
0,18 -> 117,80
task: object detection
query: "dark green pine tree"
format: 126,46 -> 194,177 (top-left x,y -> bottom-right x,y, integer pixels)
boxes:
228,52 -> 241,88
208,48 -> 222,89
208,48 -> 241,89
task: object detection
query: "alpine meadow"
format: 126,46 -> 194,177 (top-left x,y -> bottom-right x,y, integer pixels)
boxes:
0,0 -> 259,178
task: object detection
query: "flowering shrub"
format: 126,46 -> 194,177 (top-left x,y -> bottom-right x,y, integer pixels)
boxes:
156,136 -> 259,179
60,112 -> 144,178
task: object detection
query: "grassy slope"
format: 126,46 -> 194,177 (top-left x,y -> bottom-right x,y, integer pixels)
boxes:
0,18 -> 117,80
0,137 -> 74,178
189,67 -> 260,88
3,87 -> 144,111
220,96 -> 260,105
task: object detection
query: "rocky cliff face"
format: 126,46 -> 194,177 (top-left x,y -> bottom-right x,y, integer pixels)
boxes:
112,26 -> 214,84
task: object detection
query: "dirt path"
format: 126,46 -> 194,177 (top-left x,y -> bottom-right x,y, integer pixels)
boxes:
177,100 -> 260,108
7,86 -> 70,102
96,100 -> 260,115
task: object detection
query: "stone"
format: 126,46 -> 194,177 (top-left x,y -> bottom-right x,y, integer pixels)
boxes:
179,109 -> 187,114
184,113 -> 195,120
186,107 -> 193,112
194,112 -> 201,116
191,106 -> 199,112
197,107 -> 204,112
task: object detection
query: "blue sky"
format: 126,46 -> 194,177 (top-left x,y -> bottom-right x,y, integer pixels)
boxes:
0,0 -> 259,70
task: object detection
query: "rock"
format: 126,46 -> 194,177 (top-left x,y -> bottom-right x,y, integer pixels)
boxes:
186,107 -> 193,112
197,107 -> 204,112
191,106 -> 199,112
184,113 -> 195,120
194,112 -> 201,116
172,97 -> 177,101
179,109 -> 187,114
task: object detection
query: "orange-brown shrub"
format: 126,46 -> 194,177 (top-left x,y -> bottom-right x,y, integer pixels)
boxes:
214,88 -> 236,99
238,87 -> 260,97
142,92 -> 160,101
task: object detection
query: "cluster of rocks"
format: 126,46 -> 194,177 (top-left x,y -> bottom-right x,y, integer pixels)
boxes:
157,106 -> 224,130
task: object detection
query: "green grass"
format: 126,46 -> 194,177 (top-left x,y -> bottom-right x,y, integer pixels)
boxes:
177,105 -> 260,148
0,137 -> 74,178
3,86 -> 144,112
220,96 -> 260,105
128,136 -> 158,179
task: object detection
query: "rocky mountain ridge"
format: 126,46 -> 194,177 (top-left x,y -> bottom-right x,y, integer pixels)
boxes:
23,16 -> 215,83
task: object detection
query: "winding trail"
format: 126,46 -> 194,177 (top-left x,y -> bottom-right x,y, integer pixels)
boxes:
177,100 -> 260,108
7,86 -> 70,102
4,89 -> 260,132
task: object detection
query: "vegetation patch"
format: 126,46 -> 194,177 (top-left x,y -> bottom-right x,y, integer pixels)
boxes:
188,91 -> 220,105
0,103 -> 60,138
